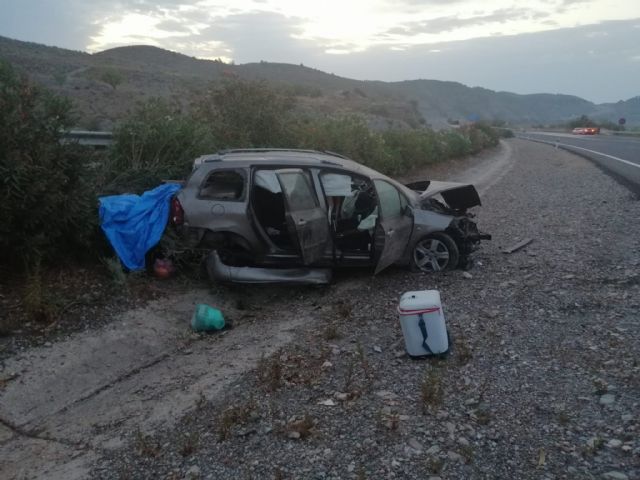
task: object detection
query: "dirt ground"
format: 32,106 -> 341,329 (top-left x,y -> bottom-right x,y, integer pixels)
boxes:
1,139 -> 638,480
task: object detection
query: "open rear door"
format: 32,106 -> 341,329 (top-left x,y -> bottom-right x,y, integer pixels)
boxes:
275,169 -> 330,265
373,180 -> 414,274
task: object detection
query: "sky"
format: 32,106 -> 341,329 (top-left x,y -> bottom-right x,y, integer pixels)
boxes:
1,0 -> 639,103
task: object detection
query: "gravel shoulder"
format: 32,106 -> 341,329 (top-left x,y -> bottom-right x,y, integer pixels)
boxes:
2,139 -> 639,480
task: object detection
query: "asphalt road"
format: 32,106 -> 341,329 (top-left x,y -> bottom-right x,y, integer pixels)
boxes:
517,131 -> 640,188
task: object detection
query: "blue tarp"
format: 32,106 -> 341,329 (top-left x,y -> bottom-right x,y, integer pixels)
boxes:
99,183 -> 182,271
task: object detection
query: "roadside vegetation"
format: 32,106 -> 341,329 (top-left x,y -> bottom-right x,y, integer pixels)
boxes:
0,60 -> 501,330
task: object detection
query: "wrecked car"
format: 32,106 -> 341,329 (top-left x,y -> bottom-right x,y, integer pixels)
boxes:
171,149 -> 490,283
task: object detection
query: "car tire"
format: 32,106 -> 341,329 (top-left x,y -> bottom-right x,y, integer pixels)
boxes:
411,232 -> 459,273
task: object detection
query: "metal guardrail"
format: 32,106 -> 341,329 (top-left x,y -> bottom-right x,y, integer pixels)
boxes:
60,130 -> 113,149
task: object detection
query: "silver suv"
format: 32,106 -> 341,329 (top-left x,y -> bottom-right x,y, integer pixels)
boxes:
171,149 -> 490,283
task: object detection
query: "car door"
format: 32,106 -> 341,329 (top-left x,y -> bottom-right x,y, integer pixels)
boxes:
373,179 -> 414,274
275,168 -> 330,265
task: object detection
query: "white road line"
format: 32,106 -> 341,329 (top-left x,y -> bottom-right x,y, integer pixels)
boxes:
554,144 -> 640,169
522,137 -> 640,169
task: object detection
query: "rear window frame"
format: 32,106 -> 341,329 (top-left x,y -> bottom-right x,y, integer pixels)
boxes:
197,168 -> 247,202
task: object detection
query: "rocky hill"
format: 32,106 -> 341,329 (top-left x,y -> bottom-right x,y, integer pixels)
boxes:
1,35 -> 637,130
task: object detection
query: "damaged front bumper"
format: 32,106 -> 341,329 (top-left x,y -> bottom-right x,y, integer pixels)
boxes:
448,216 -> 491,257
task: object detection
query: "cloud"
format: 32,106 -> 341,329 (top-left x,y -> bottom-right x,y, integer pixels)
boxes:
195,11 -> 323,63
313,19 -> 640,103
385,8 -> 548,36
156,18 -> 193,33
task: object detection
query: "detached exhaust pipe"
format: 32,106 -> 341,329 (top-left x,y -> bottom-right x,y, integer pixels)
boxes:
205,251 -> 332,285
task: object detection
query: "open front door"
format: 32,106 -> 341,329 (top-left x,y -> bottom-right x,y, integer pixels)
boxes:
275,169 -> 330,265
373,179 -> 414,274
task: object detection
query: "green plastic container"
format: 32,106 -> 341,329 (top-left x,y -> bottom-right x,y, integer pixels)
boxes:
191,304 -> 225,331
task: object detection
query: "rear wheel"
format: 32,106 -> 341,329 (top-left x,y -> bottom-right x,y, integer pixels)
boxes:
411,232 -> 459,272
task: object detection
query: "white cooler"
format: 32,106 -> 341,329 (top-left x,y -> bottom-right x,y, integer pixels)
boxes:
398,290 -> 449,357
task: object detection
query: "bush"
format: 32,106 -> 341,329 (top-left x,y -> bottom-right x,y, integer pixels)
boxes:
294,115 -> 389,169
0,61 -> 96,268
196,78 -> 296,148
440,130 -> 472,158
381,129 -> 444,174
99,98 -> 215,194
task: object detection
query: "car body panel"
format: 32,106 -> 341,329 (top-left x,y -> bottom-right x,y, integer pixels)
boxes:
374,214 -> 414,274
420,181 -> 482,210
206,251 -> 332,284
275,169 -> 331,265
372,178 -> 414,274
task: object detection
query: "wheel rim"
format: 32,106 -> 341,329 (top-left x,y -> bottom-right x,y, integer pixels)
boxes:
413,238 -> 450,272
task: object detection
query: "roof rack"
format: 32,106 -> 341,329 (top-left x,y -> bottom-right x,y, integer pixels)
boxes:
218,148 -> 324,155
322,150 -> 349,160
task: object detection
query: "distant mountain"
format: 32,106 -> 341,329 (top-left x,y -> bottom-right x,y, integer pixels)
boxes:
0,35 -> 637,130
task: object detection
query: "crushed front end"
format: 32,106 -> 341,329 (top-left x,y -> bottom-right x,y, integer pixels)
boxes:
414,180 -> 491,265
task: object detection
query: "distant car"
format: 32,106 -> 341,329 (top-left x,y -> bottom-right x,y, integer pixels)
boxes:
572,127 -> 599,135
171,149 -> 490,283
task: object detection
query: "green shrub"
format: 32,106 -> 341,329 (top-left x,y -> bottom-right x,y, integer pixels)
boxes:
440,130 -> 472,158
0,61 -> 96,268
381,129 -> 444,174
196,78 -> 296,148
100,98 -> 215,194
292,115 -> 392,172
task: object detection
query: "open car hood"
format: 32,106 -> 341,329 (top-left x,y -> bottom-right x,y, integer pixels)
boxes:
406,180 -> 482,211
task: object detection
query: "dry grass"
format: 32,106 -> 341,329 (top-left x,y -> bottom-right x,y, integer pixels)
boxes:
421,367 -> 444,412
426,456 -> 444,474
256,354 -> 283,392
133,429 -> 161,458
455,334 -> 473,366
178,431 -> 200,457
323,323 -> 341,341
334,300 -> 353,319
459,444 -> 475,463
380,410 -> 400,432
217,399 -> 256,441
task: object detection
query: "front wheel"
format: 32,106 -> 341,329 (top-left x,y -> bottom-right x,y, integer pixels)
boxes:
411,232 -> 460,273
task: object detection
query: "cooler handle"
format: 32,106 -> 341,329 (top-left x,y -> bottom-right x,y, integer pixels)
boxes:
418,313 -> 433,355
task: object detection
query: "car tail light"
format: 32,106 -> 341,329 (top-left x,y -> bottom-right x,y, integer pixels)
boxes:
171,196 -> 184,226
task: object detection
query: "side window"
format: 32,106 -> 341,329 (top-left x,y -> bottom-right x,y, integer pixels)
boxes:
399,190 -> 408,211
199,170 -> 244,200
374,180 -> 403,218
278,171 -> 318,211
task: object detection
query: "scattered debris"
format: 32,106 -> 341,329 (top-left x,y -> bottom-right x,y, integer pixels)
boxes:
501,237 -> 533,254
190,304 -> 225,332
599,393 -> 616,405
153,258 -> 175,279
537,448 -> 546,467
284,416 -> 314,440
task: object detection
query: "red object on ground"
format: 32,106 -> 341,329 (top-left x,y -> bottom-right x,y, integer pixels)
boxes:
153,258 -> 175,279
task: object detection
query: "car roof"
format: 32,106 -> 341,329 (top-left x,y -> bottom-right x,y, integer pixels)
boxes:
194,149 -> 382,177
192,148 -> 419,201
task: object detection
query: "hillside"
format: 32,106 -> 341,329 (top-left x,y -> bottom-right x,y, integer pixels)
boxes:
0,35 -> 637,129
